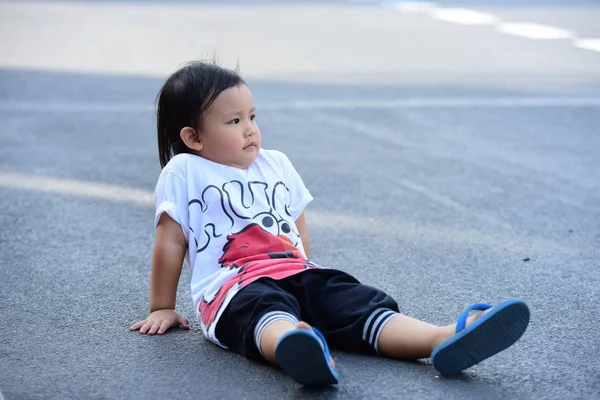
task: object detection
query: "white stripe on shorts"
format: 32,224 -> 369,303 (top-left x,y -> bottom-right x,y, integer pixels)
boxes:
363,308 -> 398,353
254,310 -> 299,359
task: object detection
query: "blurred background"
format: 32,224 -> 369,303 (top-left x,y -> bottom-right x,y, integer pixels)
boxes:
1,1 -> 599,399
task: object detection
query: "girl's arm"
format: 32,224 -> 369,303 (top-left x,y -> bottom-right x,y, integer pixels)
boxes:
295,211 -> 310,259
150,213 -> 187,312
129,213 -> 189,335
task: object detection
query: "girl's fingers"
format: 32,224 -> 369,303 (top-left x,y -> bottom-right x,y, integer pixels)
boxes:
129,320 -> 146,331
147,320 -> 162,335
157,320 -> 171,334
130,315 -> 190,335
139,321 -> 153,334
178,316 -> 190,329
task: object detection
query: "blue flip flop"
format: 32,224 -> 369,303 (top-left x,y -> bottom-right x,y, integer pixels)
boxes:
431,299 -> 530,375
275,327 -> 339,386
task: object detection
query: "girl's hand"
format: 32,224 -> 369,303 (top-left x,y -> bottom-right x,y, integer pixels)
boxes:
129,309 -> 190,335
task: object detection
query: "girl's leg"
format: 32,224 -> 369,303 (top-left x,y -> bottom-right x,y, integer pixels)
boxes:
259,319 -> 298,363
215,278 -> 302,363
215,277 -> 335,367
376,312 -> 488,359
217,276 -> 339,386
285,268 -> 488,361
379,301 -> 530,375
286,268 -> 401,354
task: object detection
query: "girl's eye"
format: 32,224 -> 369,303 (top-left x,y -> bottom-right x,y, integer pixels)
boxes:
250,114 -> 256,121
228,118 -> 240,125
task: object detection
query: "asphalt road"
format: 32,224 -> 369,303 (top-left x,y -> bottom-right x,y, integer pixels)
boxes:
0,0 -> 599,399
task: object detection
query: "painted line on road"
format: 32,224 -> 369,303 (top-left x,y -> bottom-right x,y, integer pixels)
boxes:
392,1 -> 600,53
497,23 -> 573,40
574,38 -> 600,52
430,8 -> 498,26
0,101 -> 154,113
0,171 -> 154,206
0,171 -> 574,256
2,97 -> 600,114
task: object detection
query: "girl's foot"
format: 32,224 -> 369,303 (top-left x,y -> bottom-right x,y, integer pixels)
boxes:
295,321 -> 335,368
275,321 -> 339,386
433,308 -> 492,348
431,299 -> 530,375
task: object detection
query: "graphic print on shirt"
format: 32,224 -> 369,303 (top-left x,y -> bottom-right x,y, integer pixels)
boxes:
189,180 -> 320,329
188,180 -> 301,253
198,223 -> 320,328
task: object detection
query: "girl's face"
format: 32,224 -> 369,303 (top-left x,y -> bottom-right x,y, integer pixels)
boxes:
198,84 -> 261,169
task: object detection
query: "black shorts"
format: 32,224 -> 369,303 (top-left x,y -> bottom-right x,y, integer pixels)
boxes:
214,268 -> 399,362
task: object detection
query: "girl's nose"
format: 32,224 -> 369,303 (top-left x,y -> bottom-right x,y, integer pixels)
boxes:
244,125 -> 255,137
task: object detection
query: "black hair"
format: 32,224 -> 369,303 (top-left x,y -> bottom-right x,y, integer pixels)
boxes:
156,61 -> 245,168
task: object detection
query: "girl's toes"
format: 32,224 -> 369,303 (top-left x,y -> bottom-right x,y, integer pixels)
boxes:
296,321 -> 312,331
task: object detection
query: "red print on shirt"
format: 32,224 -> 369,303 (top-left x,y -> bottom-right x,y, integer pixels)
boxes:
198,223 -> 319,328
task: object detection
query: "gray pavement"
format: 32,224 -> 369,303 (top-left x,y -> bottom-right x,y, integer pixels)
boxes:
1,1 -> 599,399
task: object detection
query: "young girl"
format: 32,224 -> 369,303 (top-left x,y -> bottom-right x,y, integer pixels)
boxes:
129,61 -> 530,387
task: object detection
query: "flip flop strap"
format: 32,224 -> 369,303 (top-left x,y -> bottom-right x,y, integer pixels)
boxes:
456,302 -> 493,333
311,327 -> 332,359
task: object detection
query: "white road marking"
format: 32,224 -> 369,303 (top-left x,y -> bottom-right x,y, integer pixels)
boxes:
0,172 -> 154,206
2,97 -> 600,114
497,23 -> 574,40
430,8 -> 498,26
574,38 -> 600,53
0,171 -> 575,255
0,101 -> 154,113
392,2 -> 596,53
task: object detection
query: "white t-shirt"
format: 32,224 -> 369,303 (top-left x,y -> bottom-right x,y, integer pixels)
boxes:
154,149 -> 322,346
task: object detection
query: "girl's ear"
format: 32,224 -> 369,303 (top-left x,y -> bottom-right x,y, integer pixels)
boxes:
180,127 -> 203,151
